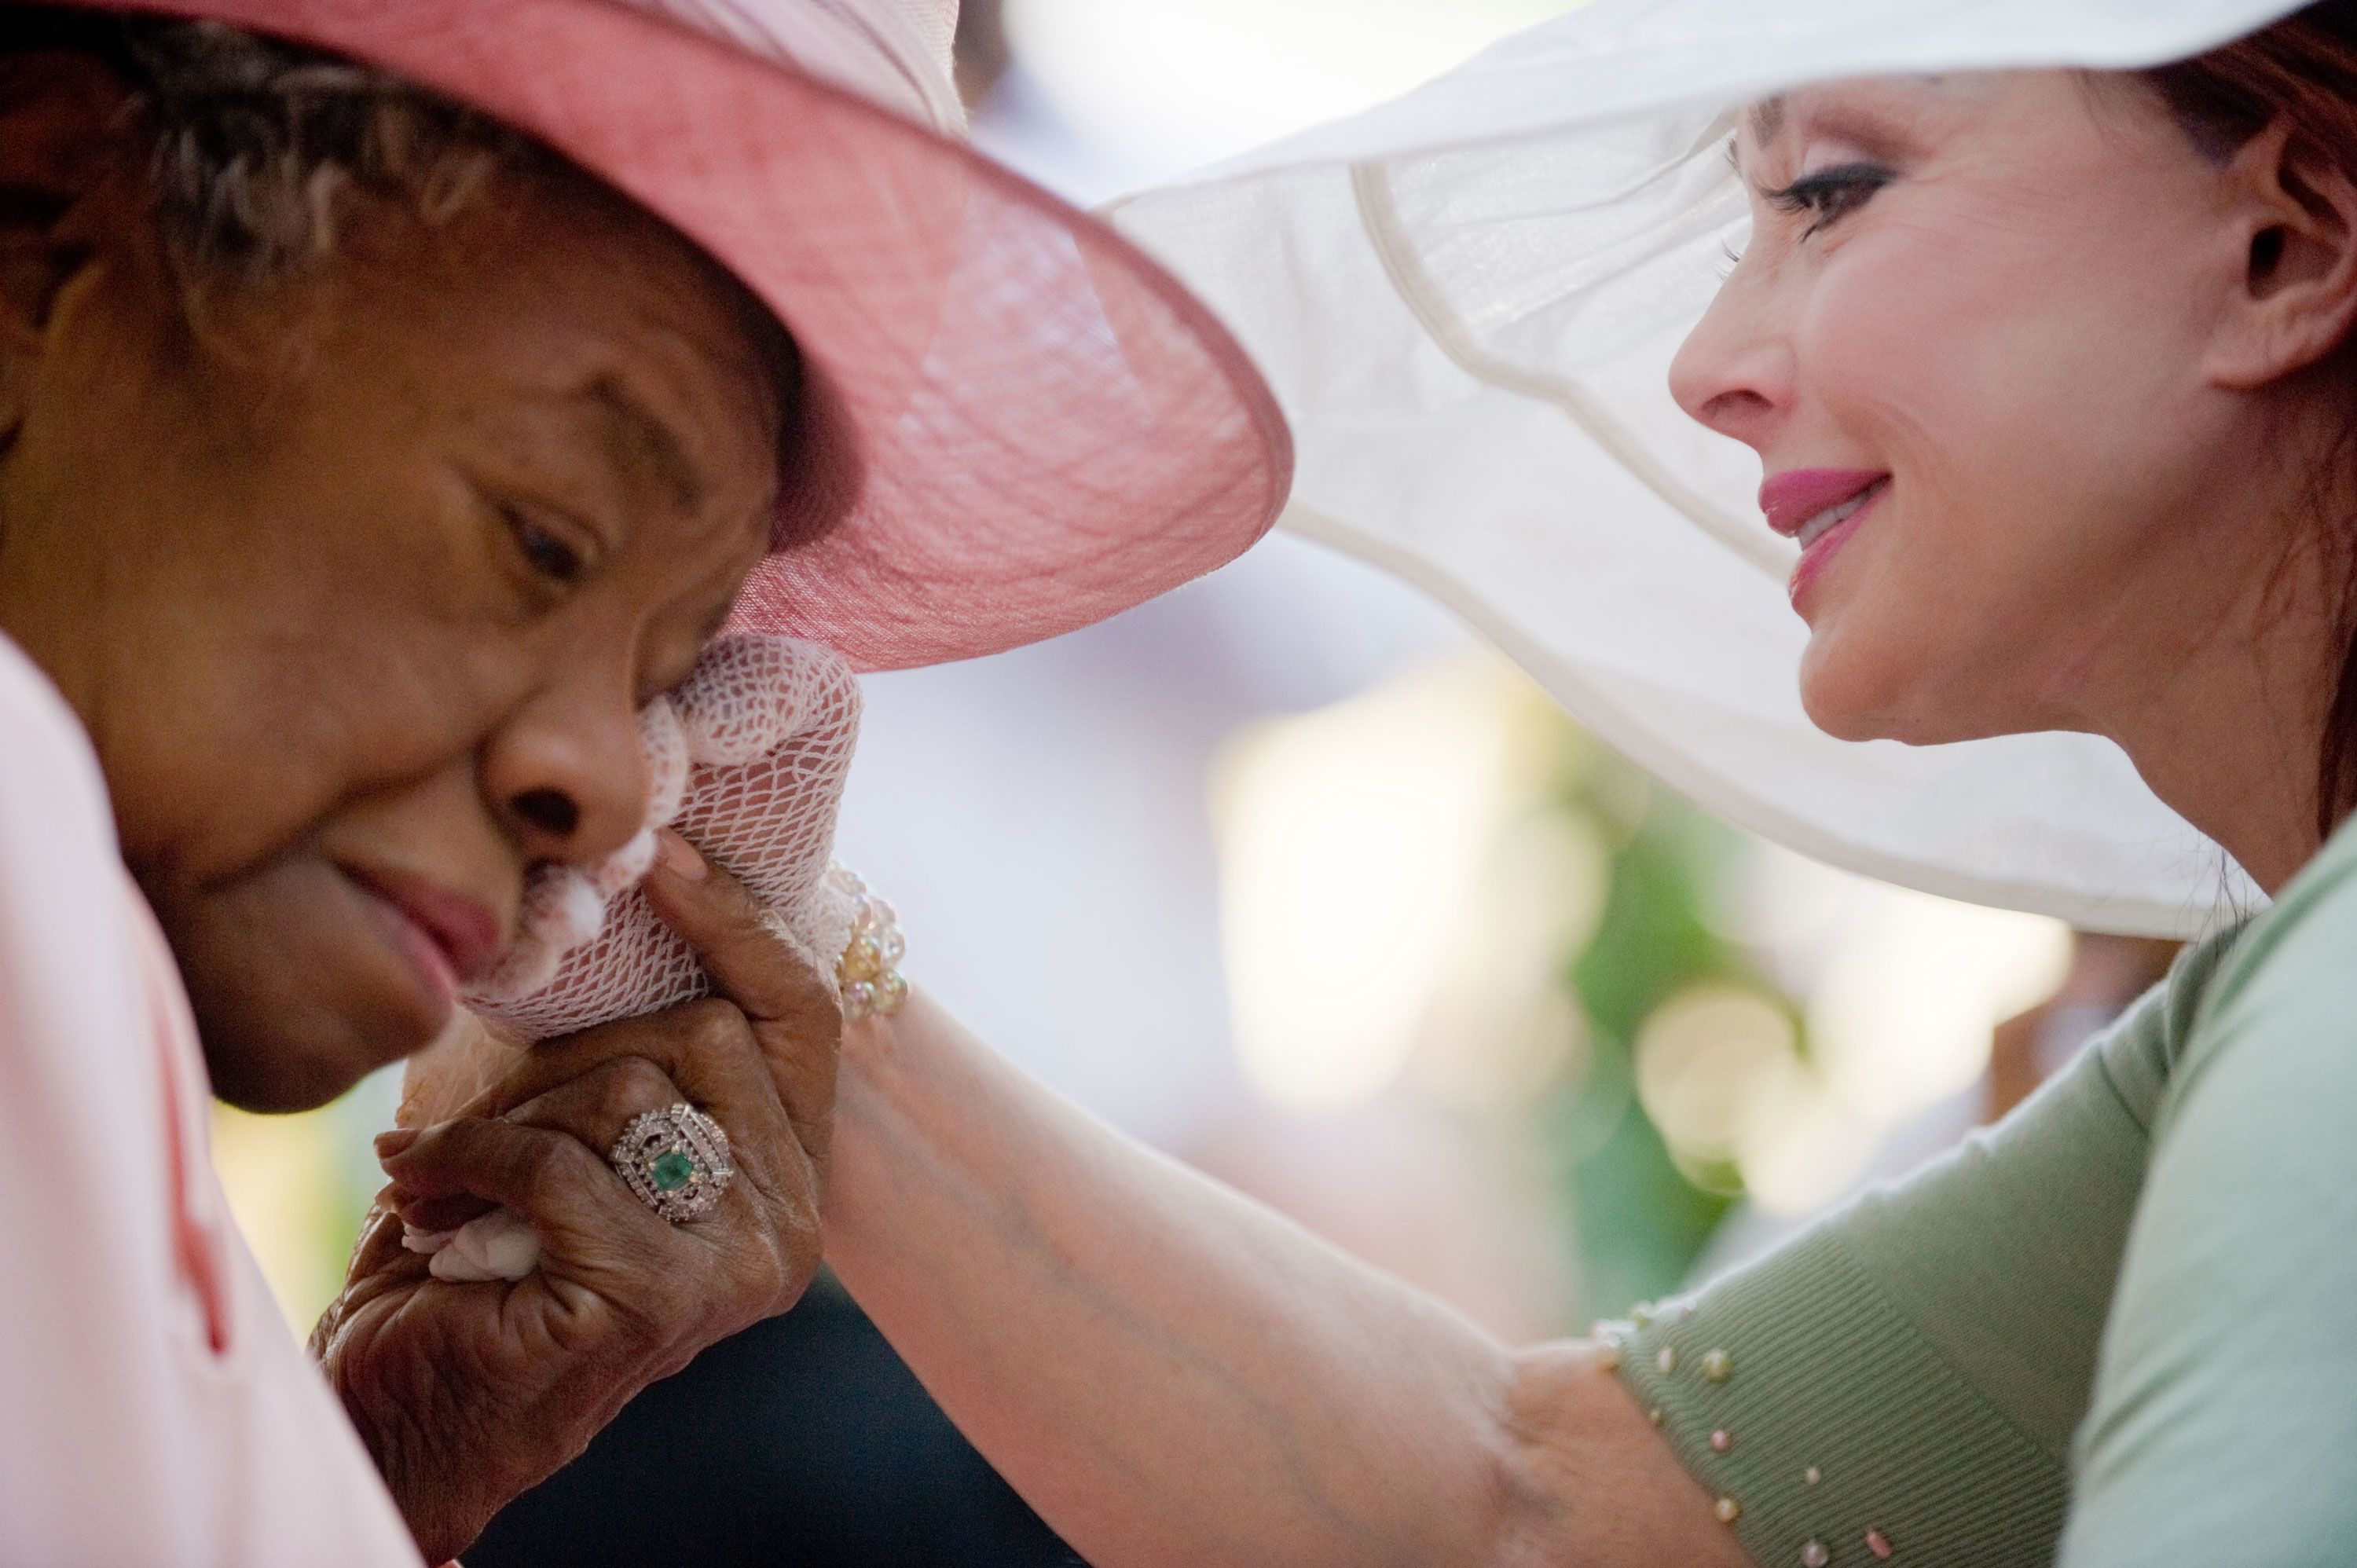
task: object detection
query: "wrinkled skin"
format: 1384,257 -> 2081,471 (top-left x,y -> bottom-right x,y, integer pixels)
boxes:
0,53 -> 781,1112
319,838 -> 843,1565
0,51 -> 842,1563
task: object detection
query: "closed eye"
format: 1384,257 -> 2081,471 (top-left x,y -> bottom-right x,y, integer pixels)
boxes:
1763,162 -> 1893,238
500,503 -> 594,589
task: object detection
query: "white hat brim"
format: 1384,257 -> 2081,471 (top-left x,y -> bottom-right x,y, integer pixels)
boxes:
1113,0 -> 2308,936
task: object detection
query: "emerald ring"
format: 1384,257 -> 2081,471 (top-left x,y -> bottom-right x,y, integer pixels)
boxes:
609,1103 -> 734,1224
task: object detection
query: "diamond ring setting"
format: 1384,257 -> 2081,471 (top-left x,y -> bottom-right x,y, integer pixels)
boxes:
608,1103 -> 734,1223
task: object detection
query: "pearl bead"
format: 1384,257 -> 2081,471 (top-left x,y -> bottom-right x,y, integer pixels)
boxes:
1647,1406 -> 1664,1426
1801,1541 -> 1830,1567
843,980 -> 878,1018
1803,1467 -> 1822,1486
1714,1497 -> 1741,1526
1595,1339 -> 1623,1372
1710,1429 -> 1732,1453
1630,1302 -> 1655,1328
1655,1346 -> 1677,1375
1701,1349 -> 1732,1383
1864,1530 -> 1892,1559
841,932 -> 885,982
877,970 -> 910,1015
880,927 -> 907,965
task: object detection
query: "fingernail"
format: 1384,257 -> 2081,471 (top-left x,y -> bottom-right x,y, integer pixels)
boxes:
374,1127 -> 421,1160
655,827 -> 709,882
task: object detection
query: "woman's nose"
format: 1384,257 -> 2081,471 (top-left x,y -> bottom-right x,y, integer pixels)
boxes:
482,689 -> 651,866
1667,268 -> 1794,449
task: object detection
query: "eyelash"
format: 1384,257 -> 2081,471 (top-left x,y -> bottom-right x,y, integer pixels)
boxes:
501,505 -> 590,588
1765,162 -> 1893,238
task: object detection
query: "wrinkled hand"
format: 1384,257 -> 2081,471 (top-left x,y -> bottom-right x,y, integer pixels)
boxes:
310,834 -> 842,1565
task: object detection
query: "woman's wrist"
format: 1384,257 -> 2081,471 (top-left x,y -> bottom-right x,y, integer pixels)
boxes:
834,984 -> 948,1109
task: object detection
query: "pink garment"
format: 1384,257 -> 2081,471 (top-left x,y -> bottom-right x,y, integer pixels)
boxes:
0,632 -> 423,1568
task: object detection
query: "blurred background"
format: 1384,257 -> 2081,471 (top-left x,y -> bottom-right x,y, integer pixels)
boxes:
211,2 -> 2176,1562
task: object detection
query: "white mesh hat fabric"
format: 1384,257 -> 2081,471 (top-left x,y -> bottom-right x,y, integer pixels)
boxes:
610,0 -> 967,134
1110,0 -> 2309,936
418,634 -> 862,1283
467,633 -> 865,1041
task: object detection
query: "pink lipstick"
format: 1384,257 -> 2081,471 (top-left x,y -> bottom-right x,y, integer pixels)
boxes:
1759,469 -> 1888,607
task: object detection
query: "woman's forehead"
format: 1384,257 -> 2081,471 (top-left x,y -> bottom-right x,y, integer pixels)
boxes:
1736,72 -> 2011,163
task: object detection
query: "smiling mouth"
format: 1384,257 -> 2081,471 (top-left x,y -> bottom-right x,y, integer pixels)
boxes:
1795,478 -> 1888,550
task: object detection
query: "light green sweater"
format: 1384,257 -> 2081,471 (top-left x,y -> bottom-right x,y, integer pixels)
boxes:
1614,819 -> 2357,1566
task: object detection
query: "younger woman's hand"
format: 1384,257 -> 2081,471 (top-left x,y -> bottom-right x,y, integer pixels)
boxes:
310,834 -> 842,1565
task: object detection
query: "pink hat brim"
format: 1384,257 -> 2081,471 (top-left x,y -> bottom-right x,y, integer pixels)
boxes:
97,0 -> 1294,671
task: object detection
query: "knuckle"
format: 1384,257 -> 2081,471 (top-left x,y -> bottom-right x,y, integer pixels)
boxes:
603,1055 -> 678,1116
681,996 -> 753,1054
515,1130 -> 578,1207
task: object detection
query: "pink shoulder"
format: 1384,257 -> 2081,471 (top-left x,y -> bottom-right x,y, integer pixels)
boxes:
0,632 -> 118,885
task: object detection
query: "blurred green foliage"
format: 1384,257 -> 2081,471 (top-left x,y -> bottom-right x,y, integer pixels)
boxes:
1537,738 -> 1791,1319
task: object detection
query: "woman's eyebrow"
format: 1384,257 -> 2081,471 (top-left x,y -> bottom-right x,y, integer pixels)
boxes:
585,377 -> 707,515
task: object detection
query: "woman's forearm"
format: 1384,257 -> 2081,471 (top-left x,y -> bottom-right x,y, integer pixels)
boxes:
822,991 -> 1739,1568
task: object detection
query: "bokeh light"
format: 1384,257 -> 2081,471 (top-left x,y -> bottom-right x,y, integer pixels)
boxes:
1635,985 -> 1799,1188
1213,658 -> 1527,1110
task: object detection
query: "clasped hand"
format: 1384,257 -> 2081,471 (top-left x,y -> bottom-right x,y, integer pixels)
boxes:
309,834 -> 840,1565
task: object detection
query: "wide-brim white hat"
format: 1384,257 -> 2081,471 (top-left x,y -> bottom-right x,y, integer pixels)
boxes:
1113,0 -> 2311,936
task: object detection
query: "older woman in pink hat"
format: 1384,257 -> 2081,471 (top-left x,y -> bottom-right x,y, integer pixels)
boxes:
0,1 -> 1285,1562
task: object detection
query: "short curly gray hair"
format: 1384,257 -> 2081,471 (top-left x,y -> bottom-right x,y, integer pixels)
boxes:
2,5 -> 562,284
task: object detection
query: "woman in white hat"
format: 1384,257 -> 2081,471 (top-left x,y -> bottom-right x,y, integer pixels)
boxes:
760,2 -> 2357,1563
0,0 -> 1282,1563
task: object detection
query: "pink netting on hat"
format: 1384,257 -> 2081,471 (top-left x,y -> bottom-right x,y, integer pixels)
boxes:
465,633 -> 863,1041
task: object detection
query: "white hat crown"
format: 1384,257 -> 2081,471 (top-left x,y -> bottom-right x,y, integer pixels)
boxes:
614,0 -> 964,133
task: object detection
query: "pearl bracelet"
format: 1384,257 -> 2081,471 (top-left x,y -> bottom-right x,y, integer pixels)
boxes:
829,866 -> 908,1020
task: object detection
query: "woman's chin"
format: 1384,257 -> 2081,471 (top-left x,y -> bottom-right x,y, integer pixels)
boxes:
203,1031 -> 379,1113
201,991 -> 442,1112
165,879 -> 454,1111
145,896 -> 465,1116
1795,629 -> 1899,743
1799,642 -> 1994,750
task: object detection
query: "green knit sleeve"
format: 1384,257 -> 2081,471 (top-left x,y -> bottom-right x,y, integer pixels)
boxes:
1611,932 -> 2237,1568
2060,833 -> 2357,1566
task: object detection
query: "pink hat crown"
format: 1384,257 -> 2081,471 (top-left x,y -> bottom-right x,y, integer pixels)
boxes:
614,0 -> 964,131
86,0 -> 1287,671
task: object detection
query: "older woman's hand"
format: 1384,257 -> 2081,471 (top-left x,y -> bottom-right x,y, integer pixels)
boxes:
310,837 -> 841,1565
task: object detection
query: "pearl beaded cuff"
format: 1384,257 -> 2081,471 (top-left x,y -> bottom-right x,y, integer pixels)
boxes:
828,866 -> 907,1020
1607,1229 -> 2067,1567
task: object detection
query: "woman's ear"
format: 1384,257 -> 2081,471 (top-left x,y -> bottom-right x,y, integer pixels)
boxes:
0,52 -> 134,428
2205,118 -> 2357,390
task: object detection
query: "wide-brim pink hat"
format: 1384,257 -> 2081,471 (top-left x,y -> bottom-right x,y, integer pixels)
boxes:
93,0 -> 1292,671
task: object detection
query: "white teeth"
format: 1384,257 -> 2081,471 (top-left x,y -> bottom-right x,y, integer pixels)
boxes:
1796,483 -> 1881,549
